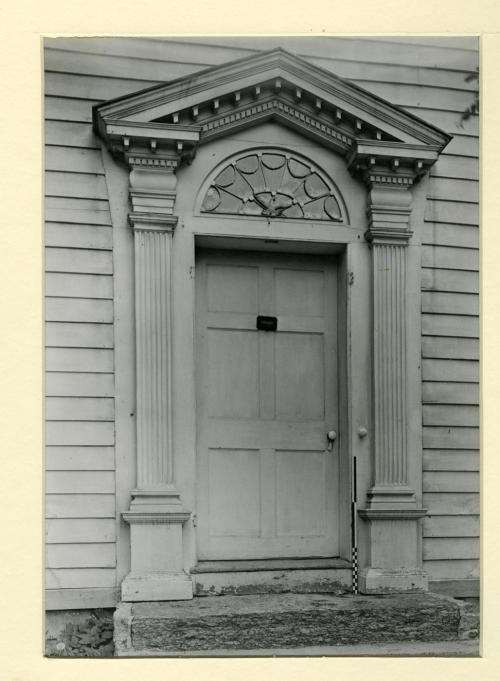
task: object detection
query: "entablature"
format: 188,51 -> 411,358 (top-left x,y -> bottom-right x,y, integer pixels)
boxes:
93,48 -> 451,185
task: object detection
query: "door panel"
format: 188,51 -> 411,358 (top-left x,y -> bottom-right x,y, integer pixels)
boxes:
196,249 -> 339,559
207,329 -> 259,418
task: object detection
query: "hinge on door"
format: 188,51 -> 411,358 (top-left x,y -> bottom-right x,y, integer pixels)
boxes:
192,513 -> 197,527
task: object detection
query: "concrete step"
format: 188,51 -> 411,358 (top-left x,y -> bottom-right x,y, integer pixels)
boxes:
114,592 -> 479,656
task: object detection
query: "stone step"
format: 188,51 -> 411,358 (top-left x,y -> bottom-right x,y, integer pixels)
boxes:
114,592 -> 478,655
192,558 -> 351,596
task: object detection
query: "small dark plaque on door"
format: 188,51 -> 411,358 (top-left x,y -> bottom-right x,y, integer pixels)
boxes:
256,315 -> 278,331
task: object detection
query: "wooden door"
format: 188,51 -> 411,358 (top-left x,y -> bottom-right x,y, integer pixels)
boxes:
196,249 -> 339,559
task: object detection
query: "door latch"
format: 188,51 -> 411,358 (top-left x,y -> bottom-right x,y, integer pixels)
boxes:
326,430 -> 337,451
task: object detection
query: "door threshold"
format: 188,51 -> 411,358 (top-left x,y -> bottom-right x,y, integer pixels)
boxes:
192,558 -> 351,574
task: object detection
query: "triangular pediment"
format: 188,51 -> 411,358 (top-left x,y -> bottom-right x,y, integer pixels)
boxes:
94,48 -> 451,180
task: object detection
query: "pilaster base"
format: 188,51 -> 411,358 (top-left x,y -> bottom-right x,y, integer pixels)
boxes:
121,572 -> 193,601
359,568 -> 428,594
122,489 -> 192,602
359,507 -> 428,594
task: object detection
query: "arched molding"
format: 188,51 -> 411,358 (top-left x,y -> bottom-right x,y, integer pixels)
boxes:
196,147 -> 349,223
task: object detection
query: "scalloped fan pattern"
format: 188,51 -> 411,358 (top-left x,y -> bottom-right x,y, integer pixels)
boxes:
201,152 -> 343,221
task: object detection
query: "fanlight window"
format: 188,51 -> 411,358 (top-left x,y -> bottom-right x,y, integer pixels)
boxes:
201,152 -> 344,221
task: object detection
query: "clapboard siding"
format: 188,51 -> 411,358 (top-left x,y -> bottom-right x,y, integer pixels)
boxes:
46,446 -> 115,470
45,247 -> 113,274
421,291 -> 478,315
423,426 -> 479,449
45,347 -> 113,372
45,72 -> 158,101
425,560 -> 479,580
45,397 -> 114,421
45,146 -> 105,173
440,135 -> 478,158
422,223 -> 478,249
45,372 -> 114,397
45,35 -> 478,70
423,538 -> 479,561
45,421 -> 115,446
431,155 -> 478,181
46,544 -> 116,569
45,224 -> 113,251
44,48 -> 479,95
45,120 -> 99,149
423,405 -> 479,427
422,359 -> 478,383
423,515 -> 479,537
45,322 -> 114,348
46,471 -> 115,494
422,382 -> 479,404
423,471 -> 479,492
404,109 -> 478,137
46,493 -> 115,518
423,450 -> 479,471
45,272 -> 113,298
45,197 -> 112,225
422,245 -> 478,271
423,492 -> 479,515
428,178 -> 478,204
46,171 -> 108,200
44,36 -> 479,602
45,298 -> 113,323
421,268 -> 479,293
421,314 -> 478,338
425,199 -> 478,226
46,518 -> 116,543
422,337 -> 479,360
45,68 -> 477,115
45,97 -> 98,123
45,568 -> 116,589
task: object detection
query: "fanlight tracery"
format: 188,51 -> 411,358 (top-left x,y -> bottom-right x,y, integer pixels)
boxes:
201,152 -> 344,221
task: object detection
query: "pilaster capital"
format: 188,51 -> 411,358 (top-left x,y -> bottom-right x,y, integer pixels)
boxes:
347,139 -> 440,187
363,169 -> 416,245
129,213 -> 178,232
96,118 -> 201,170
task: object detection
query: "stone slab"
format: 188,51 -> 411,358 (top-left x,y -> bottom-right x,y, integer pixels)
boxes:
193,568 -> 351,596
115,592 -> 467,654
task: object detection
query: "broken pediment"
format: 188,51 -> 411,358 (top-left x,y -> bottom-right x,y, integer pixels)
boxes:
93,48 -> 451,185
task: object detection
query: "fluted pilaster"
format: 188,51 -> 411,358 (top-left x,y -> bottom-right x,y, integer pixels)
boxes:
365,183 -> 416,509
121,163 -> 192,601
134,224 -> 175,489
373,242 -> 407,487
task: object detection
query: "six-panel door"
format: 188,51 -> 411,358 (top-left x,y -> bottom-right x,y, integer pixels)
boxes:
196,249 -> 339,559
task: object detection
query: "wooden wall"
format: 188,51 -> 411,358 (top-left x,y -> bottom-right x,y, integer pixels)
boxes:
44,35 -> 479,607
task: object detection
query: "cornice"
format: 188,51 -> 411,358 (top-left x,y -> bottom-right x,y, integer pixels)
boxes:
93,49 -> 451,149
93,48 -> 451,180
